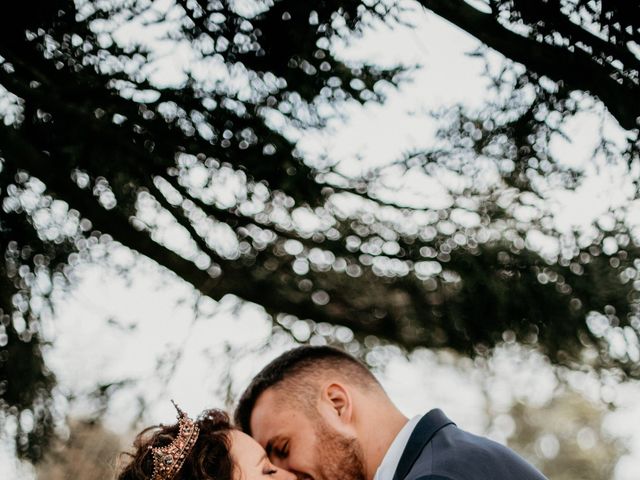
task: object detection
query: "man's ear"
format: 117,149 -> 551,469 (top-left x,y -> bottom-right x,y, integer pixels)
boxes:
322,382 -> 353,424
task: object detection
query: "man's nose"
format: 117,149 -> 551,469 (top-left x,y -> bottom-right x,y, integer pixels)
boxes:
271,460 -> 305,480
271,457 -> 289,470
275,468 -> 297,480
269,460 -> 297,480
272,457 -> 297,477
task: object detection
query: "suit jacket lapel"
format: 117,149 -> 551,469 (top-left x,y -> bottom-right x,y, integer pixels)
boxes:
391,409 -> 455,480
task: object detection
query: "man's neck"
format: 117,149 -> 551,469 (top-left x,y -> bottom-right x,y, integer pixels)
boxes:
361,408 -> 409,480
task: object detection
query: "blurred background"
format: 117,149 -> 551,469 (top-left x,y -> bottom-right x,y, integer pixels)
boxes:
1,0 -> 640,478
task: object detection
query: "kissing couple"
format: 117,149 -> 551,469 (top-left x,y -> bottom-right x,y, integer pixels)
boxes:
118,346 -> 547,480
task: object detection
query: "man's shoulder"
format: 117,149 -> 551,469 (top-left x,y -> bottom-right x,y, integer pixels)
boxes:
413,476 -> 455,480
414,476 -> 456,480
435,424 -> 533,464
406,420 -> 547,480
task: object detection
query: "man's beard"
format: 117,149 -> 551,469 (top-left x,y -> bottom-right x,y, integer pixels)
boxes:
314,418 -> 366,480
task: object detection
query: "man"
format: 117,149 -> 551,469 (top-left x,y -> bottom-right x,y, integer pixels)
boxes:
234,346 -> 548,480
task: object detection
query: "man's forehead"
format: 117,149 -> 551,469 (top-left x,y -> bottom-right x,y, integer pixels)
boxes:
249,389 -> 284,444
250,388 -> 312,445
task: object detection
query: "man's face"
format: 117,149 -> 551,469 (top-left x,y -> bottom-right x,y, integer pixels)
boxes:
249,388 -> 366,480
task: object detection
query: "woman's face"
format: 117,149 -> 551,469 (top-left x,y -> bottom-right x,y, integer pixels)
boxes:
229,430 -> 296,480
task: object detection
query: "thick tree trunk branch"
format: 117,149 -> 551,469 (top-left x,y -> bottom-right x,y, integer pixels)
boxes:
419,0 -> 640,130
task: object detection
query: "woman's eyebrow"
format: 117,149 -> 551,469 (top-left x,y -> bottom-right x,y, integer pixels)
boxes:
256,452 -> 268,467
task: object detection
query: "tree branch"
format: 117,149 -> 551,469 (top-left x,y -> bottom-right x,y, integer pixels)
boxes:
1,127 -> 405,342
419,0 -> 640,130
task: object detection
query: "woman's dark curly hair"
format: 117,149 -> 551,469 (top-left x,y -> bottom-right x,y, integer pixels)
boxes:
117,409 -> 235,480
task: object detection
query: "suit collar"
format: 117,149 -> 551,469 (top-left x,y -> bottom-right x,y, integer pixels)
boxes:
374,415 -> 422,480
391,409 -> 455,480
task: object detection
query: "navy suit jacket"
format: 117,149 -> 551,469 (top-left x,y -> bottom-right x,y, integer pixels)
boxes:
392,409 -> 548,480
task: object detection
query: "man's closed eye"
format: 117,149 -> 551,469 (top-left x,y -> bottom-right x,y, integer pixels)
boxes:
274,442 -> 289,459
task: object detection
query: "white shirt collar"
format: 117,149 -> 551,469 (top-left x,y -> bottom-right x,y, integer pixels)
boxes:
373,415 -> 422,480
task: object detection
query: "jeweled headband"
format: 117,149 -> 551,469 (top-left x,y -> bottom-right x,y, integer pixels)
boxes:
149,401 -> 200,480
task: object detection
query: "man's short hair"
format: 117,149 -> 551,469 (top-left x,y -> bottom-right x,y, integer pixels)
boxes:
234,346 -> 381,434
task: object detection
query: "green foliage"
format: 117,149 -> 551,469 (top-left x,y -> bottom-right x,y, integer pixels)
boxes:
507,392 -> 626,479
36,418 -> 122,480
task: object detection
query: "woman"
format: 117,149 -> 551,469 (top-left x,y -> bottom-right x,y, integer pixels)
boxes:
117,403 -> 294,480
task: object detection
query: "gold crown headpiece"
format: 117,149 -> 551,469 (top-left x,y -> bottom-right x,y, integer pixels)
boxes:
149,401 -> 200,480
